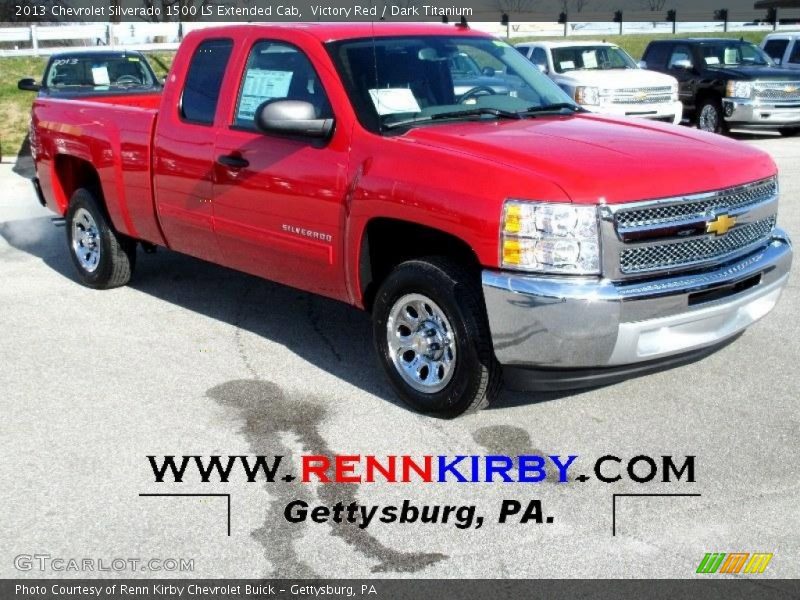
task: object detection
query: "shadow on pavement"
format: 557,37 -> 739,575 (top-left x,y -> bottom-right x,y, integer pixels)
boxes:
0,213 -> 582,412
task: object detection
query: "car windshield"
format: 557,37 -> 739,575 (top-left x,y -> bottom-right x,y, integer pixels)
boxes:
45,54 -> 156,89
326,35 -> 576,132
551,45 -> 637,73
698,41 -> 771,67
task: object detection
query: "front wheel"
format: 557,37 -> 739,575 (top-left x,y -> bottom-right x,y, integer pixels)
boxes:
697,99 -> 728,135
372,257 -> 501,417
66,188 -> 136,289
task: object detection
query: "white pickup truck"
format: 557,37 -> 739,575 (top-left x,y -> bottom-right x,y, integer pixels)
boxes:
761,32 -> 800,69
516,41 -> 683,124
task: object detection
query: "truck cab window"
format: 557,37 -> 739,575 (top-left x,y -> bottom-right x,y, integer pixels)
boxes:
181,38 -> 233,125
763,39 -> 789,63
668,46 -> 693,69
234,41 -> 332,129
789,42 -> 800,65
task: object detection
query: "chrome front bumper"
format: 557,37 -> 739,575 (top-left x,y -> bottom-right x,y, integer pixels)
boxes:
723,98 -> 800,127
482,230 -> 792,368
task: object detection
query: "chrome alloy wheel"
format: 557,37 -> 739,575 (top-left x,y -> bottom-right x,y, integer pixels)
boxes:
386,293 -> 457,393
71,207 -> 101,273
698,104 -> 719,132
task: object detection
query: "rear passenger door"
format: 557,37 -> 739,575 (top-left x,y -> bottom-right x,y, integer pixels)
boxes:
153,37 -> 235,263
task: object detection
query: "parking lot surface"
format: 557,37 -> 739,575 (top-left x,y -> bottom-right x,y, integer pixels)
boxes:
1,133 -> 798,578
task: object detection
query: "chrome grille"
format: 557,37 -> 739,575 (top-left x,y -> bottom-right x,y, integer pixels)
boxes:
754,82 -> 800,102
615,177 -> 777,229
619,217 -> 776,274
610,86 -> 673,105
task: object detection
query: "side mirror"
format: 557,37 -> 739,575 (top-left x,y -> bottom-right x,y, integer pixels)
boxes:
773,57 -> 782,66
637,60 -> 647,69
255,100 -> 334,139
18,78 -> 41,92
672,59 -> 693,70
481,66 -> 496,77
536,63 -> 549,74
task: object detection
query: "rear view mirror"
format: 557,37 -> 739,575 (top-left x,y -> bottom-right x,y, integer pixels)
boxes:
18,78 -> 41,92
255,100 -> 334,139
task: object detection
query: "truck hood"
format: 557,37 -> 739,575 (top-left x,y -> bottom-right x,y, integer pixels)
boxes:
706,65 -> 800,80
402,114 -> 775,204
556,68 -> 676,88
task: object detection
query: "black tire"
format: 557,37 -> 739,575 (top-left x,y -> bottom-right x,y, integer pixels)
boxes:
372,257 -> 501,417
779,127 -> 800,137
696,98 -> 729,135
65,188 -> 136,289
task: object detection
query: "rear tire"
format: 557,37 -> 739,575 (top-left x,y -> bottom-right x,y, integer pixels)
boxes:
697,98 -> 728,135
372,257 -> 501,417
779,127 -> 800,137
66,188 -> 136,289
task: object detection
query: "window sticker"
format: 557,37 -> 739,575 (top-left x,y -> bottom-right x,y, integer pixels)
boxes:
560,60 -> 575,70
237,69 -> 294,121
368,88 -> 421,115
723,48 -> 737,64
581,51 -> 598,69
91,66 -> 110,85
705,56 -> 720,65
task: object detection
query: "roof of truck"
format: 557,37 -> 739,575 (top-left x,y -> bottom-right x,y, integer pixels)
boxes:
190,22 -> 493,42
516,41 -> 617,48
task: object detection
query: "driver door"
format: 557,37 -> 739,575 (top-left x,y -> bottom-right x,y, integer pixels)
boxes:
212,39 -> 349,299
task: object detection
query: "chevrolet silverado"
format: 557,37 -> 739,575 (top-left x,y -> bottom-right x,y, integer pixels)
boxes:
29,23 -> 793,416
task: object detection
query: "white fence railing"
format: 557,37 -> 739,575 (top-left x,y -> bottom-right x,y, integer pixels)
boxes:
0,20 -> 791,57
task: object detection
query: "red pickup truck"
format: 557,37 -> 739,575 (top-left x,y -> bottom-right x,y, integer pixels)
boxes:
29,23 -> 792,416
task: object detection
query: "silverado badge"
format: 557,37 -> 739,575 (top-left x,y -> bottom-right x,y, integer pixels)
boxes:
706,214 -> 737,236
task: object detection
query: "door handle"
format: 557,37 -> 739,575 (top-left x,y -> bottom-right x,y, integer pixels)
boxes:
217,154 -> 249,169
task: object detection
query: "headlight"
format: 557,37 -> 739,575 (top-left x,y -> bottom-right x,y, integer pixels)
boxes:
574,86 -> 600,105
501,200 -> 600,274
725,80 -> 753,99
671,83 -> 679,102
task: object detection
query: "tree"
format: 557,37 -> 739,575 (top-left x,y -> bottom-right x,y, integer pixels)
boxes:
495,0 -> 536,14
643,0 -> 667,11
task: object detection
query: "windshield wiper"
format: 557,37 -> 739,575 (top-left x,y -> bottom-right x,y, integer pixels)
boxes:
383,107 -> 524,130
522,103 -> 585,114
382,103 -> 583,130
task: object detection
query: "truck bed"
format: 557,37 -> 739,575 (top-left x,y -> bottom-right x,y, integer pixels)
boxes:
32,93 -> 166,245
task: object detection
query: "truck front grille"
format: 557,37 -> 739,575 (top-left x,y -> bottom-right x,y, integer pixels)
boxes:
610,86 -> 672,105
616,177 -> 777,229
602,177 -> 779,279
754,82 -> 800,102
619,216 -> 776,274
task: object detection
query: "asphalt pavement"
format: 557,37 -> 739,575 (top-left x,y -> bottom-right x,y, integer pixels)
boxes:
1,132 -> 798,579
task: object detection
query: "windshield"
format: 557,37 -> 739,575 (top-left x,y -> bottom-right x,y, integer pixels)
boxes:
45,54 -> 157,90
326,35 -> 576,132
698,41 -> 771,67
551,45 -> 637,73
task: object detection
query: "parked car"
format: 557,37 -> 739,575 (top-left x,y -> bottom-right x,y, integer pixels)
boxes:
515,41 -> 682,124
28,24 -> 791,416
641,38 -> 800,135
761,31 -> 800,69
18,50 -> 162,98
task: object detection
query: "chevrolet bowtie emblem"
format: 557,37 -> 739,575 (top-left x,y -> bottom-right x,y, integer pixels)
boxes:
706,214 -> 737,236
785,85 -> 798,93
634,91 -> 648,100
